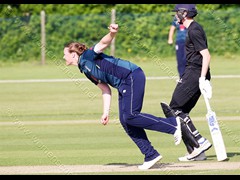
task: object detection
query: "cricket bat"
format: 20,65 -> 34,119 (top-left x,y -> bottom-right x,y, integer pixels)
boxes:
202,93 -> 228,161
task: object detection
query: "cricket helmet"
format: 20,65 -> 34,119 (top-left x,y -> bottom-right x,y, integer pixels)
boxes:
173,4 -> 198,19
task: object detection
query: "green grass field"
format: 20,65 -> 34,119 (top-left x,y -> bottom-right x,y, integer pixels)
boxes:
0,55 -> 240,174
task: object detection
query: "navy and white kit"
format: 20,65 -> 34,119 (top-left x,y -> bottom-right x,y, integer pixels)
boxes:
172,18 -> 187,77
78,45 -> 178,162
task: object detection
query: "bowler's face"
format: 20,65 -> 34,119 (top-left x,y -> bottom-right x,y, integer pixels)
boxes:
63,47 -> 74,66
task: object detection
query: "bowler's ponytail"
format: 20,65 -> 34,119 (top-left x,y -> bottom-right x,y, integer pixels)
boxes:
64,42 -> 88,56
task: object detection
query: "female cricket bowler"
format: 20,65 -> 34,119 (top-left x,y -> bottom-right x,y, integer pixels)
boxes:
63,23 -> 183,170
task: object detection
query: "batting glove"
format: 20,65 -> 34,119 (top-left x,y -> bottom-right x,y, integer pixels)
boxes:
199,77 -> 212,99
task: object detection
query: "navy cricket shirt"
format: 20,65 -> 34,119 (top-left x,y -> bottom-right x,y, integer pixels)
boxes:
78,46 -> 139,89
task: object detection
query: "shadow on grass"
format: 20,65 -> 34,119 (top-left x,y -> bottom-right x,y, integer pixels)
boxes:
105,163 -> 138,167
105,162 -> 180,170
207,152 -> 240,161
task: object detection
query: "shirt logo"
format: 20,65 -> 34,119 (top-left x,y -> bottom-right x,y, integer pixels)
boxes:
84,65 -> 91,72
177,78 -> 183,83
96,64 -> 100,69
179,24 -> 185,31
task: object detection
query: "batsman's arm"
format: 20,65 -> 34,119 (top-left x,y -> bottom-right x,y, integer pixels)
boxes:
94,24 -> 118,53
97,82 -> 112,125
199,48 -> 211,78
199,48 -> 212,98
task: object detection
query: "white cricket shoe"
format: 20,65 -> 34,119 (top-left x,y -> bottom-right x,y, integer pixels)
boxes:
178,152 -> 207,162
174,116 -> 182,145
138,155 -> 162,170
187,138 -> 212,160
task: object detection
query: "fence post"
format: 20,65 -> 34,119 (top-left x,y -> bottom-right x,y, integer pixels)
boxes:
41,10 -> 46,65
110,9 -> 116,56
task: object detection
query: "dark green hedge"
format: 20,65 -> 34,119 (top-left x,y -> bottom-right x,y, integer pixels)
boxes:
0,7 -> 239,62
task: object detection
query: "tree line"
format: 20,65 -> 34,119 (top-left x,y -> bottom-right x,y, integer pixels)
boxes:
0,4 -> 239,63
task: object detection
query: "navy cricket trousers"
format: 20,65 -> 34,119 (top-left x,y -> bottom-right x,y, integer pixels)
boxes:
117,67 -> 178,161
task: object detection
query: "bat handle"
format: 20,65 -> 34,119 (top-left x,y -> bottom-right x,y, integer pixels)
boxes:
203,93 -> 212,112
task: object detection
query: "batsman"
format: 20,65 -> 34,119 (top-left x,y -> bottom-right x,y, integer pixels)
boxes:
161,4 -> 213,161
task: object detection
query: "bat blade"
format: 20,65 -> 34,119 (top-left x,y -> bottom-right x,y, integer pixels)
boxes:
206,109 -> 228,161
